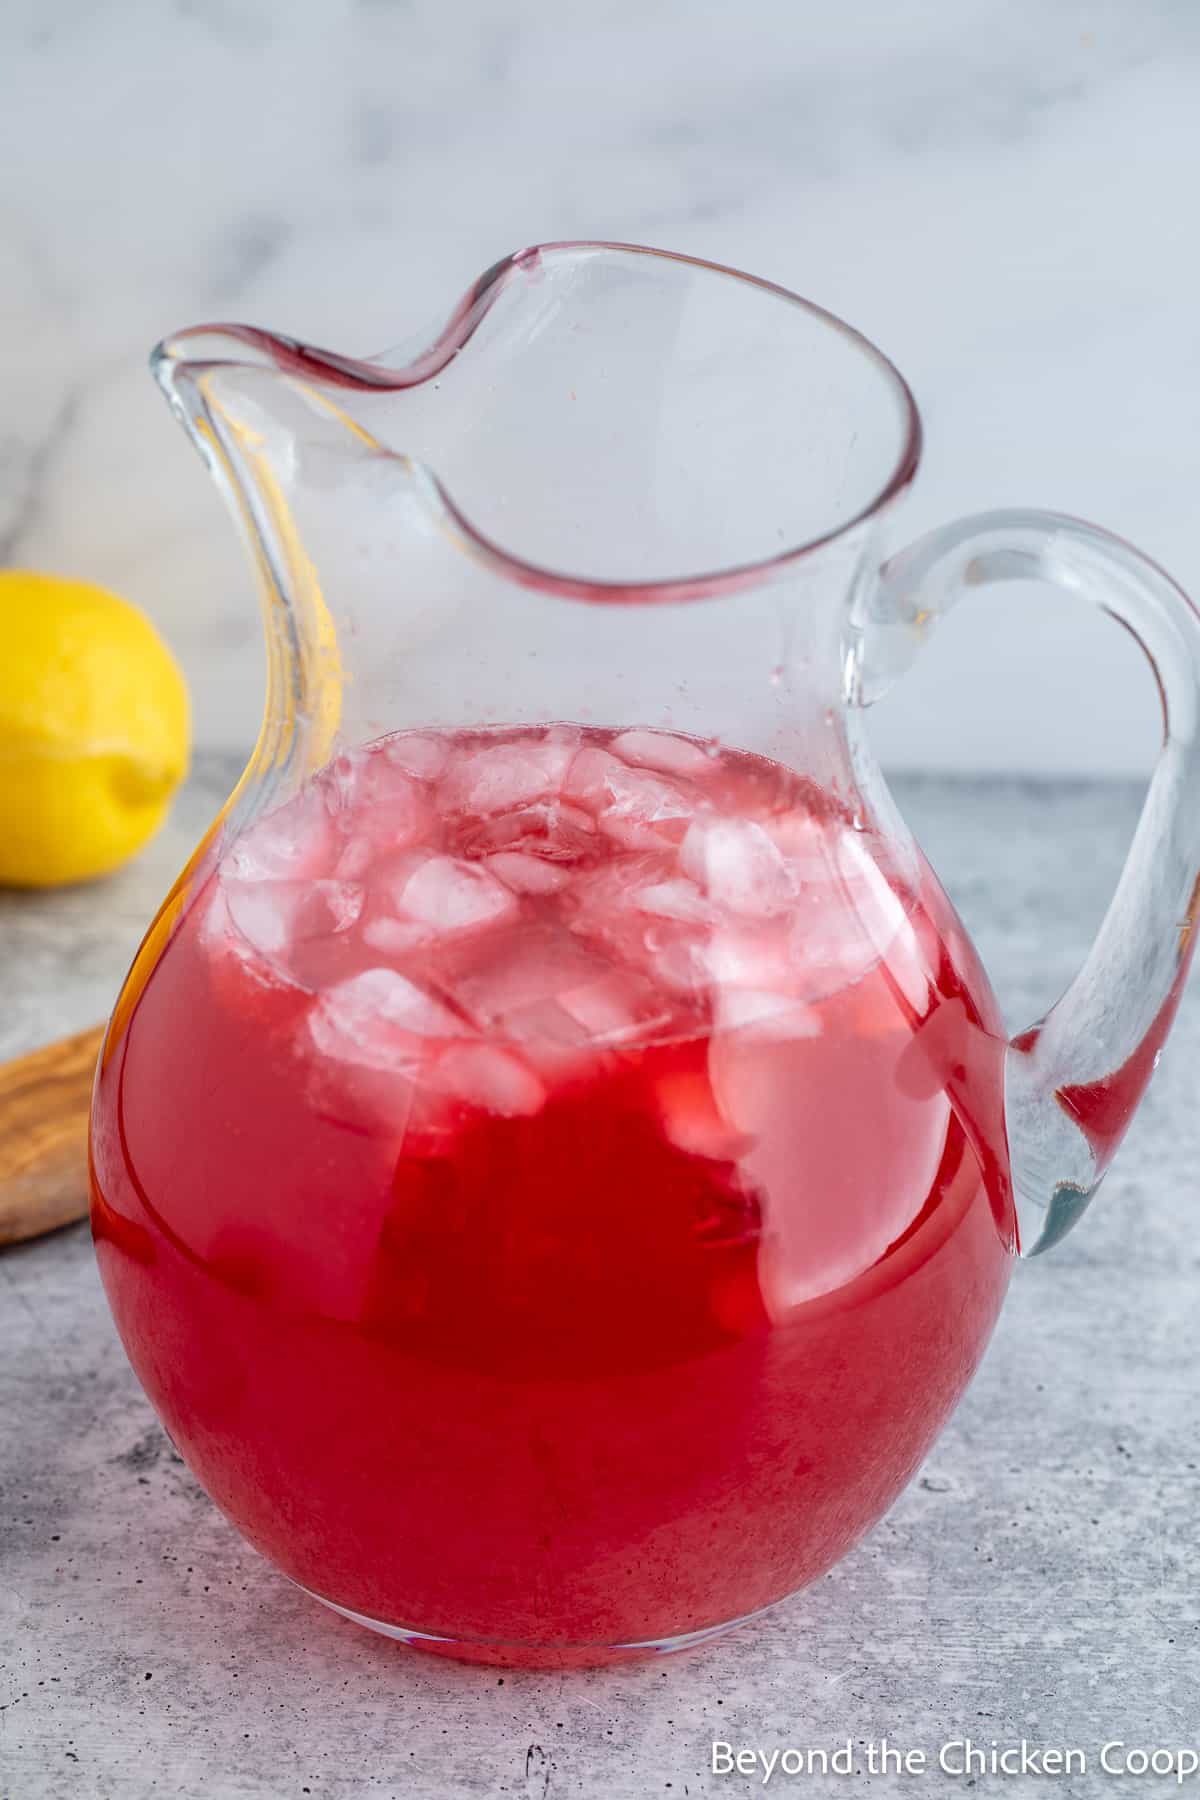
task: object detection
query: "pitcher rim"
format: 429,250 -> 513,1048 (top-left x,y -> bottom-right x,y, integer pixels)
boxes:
156,240 -> 924,605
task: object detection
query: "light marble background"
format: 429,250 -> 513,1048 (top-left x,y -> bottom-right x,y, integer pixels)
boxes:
2,0 -> 1198,775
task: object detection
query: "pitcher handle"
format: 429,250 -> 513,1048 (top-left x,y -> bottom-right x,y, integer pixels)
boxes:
850,509 -> 1200,1255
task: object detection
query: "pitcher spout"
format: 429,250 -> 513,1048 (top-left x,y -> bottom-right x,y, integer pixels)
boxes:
150,243 -> 919,823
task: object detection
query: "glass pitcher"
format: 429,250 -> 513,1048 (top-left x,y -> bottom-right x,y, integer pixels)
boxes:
90,242 -> 1200,1668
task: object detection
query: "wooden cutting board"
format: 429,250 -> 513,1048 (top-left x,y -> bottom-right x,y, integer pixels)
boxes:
0,1024 -> 104,1246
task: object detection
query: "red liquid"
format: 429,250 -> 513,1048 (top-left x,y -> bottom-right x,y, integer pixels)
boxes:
92,726 -> 1014,1664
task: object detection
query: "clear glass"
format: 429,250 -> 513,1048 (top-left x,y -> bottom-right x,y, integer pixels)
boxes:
90,243 -> 1200,1667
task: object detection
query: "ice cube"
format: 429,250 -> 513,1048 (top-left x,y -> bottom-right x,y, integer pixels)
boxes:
309,968 -> 464,1069
562,851 -> 673,960
701,920 -> 797,991
384,732 -> 450,782
680,817 -> 795,917
397,855 -> 518,934
566,864 -> 711,1012
633,877 -> 712,924
787,905 -> 874,1001
453,924 -> 605,1031
322,749 -> 431,850
440,731 -> 579,816
686,911 -> 825,1036
483,851 -> 570,895
227,785 -> 336,883
448,923 -> 646,1068
335,836 -> 375,880
557,801 -> 598,835
610,728 -> 714,779
457,801 -> 596,865
712,987 -> 822,1037
223,877 -> 364,957
490,1003 -> 591,1073
654,934 -> 709,996
574,755 -> 696,851
761,807 -> 837,882
436,1043 -> 546,1117
374,848 -> 438,915
362,916 -> 437,957
200,881 -> 247,964
775,831 -> 930,1008
557,970 -> 675,1046
199,879 -> 231,950
562,745 -> 625,814
321,882 -> 365,934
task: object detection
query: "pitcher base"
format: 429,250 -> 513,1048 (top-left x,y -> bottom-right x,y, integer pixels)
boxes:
303,1586 -> 769,1668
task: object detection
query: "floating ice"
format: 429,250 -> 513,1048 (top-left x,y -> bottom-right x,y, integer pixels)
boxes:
395,855 -> 518,935
436,1043 -> 546,1116
589,761 -> 695,851
562,851 -> 677,975
440,731 -> 579,816
226,786 -> 336,883
309,968 -> 464,1069
564,851 -> 669,916
384,732 -> 450,782
323,751 -> 430,850
562,746 -> 623,812
459,800 -> 596,866
557,970 -> 674,1046
446,924 -> 676,1064
361,916 -> 437,957
680,817 -> 795,917
335,836 -> 375,880
454,926 -> 606,1032
213,728 -> 905,1083
685,914 -> 826,1036
761,807 -> 836,880
633,877 -> 712,924
610,728 -> 714,779
223,877 -> 363,957
556,801 -> 598,837
653,934 -> 709,996
320,882 -> 364,934
712,987 -> 823,1037
483,851 -> 570,895
374,849 -> 437,915
763,829 -> 930,1007
700,921 -> 797,992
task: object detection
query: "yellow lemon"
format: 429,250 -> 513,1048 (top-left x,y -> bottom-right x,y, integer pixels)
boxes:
0,571 -> 190,887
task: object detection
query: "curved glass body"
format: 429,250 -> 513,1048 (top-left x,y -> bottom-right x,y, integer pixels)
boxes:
90,245 -> 1199,1666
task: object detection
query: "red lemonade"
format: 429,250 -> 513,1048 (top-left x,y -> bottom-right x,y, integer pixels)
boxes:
91,725 -> 1014,1663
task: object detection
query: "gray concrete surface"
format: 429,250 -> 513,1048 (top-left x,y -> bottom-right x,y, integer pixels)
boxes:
2,759 -> 1198,1800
